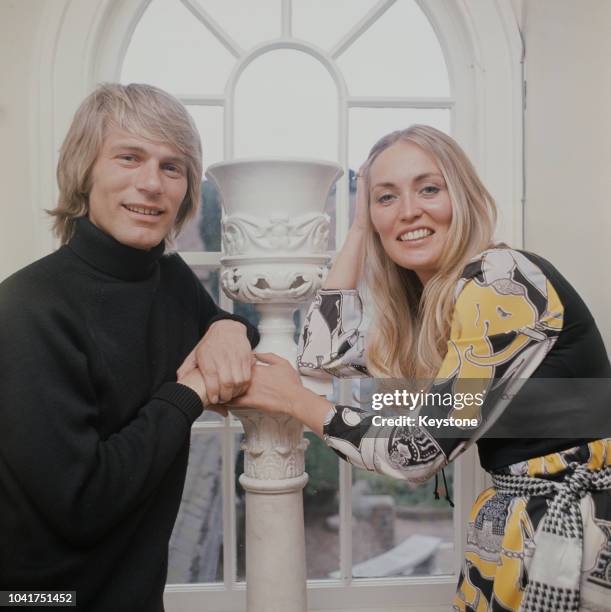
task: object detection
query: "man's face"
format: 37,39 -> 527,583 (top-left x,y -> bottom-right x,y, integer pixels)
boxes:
88,129 -> 189,250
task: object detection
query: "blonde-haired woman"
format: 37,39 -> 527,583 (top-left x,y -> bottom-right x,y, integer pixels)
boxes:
233,126 -> 611,611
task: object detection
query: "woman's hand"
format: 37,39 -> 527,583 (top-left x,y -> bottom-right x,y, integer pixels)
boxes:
229,353 -> 334,437
228,353 -> 304,415
322,165 -> 369,290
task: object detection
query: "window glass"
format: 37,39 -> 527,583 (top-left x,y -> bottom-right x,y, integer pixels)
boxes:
350,463 -> 455,579
349,108 -> 451,170
235,431 -> 340,580
292,0 -> 378,51
304,432 -> 340,578
168,431 -> 224,583
234,49 -> 337,159
235,432 -> 246,581
189,106 -> 225,169
338,0 -> 450,97
121,0 -> 234,94
192,265 -> 220,304
194,0 -> 281,50
175,107 -> 224,253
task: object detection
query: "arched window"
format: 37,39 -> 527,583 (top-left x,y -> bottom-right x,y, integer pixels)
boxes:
34,0 -> 522,609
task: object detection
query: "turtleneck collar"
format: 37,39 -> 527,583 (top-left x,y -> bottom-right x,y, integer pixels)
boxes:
67,217 -> 165,281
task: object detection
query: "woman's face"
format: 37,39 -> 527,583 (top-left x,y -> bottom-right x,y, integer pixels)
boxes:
368,140 -> 452,284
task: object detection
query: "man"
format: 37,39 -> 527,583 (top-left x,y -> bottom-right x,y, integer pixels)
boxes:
0,83 -> 258,611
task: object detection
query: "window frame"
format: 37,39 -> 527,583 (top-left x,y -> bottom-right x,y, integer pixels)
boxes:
31,0 -> 522,609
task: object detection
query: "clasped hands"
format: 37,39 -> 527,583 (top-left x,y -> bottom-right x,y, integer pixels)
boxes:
176,319 -> 304,417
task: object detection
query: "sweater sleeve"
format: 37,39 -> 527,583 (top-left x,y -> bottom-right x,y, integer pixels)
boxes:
0,295 -> 203,548
321,249 -> 565,484
297,289 -> 369,379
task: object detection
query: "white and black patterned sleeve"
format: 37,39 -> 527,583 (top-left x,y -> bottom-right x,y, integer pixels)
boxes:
297,289 -> 369,379
320,249 -> 565,485
322,404 -> 447,484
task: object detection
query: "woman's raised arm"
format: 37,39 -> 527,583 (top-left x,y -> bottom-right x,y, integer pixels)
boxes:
322,172 -> 368,289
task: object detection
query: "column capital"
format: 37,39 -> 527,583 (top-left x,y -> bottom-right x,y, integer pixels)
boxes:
233,409 -> 310,481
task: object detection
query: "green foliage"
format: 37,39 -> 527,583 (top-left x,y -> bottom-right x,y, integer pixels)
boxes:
199,181 -> 222,251
355,467 -> 454,508
303,433 -> 339,509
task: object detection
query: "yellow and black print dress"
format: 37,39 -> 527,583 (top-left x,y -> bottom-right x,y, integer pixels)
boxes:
297,248 -> 611,611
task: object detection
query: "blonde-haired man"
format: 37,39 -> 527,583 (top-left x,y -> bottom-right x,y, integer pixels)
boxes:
0,83 -> 258,611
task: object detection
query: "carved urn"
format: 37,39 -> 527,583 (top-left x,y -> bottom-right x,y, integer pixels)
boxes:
208,158 -> 341,348
205,159 -> 342,612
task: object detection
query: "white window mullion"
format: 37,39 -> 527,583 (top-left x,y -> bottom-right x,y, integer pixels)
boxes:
334,172 -> 350,254
281,0 -> 292,38
337,379 -> 355,582
192,421 -> 227,433
336,79 -> 353,580
178,95 -> 225,106
181,252 -> 222,267
334,62 -> 350,252
222,424 -> 237,588
338,455 -> 353,582
330,0 -> 398,59
348,96 -> 454,109
180,0 -> 244,58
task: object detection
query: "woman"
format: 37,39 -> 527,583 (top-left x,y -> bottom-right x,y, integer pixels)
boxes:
231,126 -> 611,611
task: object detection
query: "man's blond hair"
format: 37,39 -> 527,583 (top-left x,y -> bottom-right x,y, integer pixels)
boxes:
49,83 -> 202,244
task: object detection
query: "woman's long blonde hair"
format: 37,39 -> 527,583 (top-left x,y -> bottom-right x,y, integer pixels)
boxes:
362,125 -> 497,379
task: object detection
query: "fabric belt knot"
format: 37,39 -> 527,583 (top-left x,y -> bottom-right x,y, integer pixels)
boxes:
563,462 -> 594,503
491,463 -> 611,612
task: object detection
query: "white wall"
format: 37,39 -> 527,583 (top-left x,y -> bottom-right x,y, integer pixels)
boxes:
0,0 -> 45,281
523,0 -> 611,351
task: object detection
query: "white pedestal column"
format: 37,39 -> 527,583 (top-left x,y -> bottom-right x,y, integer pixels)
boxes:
235,411 -> 309,612
208,159 -> 342,612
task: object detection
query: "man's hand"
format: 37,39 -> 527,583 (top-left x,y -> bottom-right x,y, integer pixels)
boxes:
177,368 -> 228,417
177,319 -> 253,405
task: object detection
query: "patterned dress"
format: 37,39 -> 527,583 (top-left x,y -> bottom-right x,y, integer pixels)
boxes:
297,248 -> 611,611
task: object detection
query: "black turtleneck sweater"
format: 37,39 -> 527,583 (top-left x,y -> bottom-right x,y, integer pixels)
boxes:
0,218 -> 259,611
